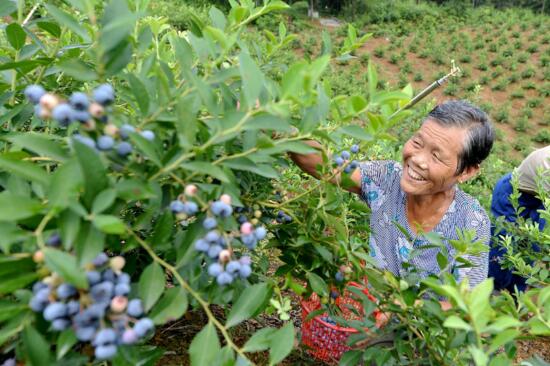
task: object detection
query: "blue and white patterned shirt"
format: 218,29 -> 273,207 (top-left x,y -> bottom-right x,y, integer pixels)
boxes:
360,160 -> 490,288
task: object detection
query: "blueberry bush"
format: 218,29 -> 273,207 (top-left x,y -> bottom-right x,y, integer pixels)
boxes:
0,1 -> 548,365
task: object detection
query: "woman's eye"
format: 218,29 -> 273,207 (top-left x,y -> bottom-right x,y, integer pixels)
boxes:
433,153 -> 441,161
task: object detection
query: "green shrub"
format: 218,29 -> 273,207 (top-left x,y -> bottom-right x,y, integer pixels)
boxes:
521,106 -> 533,118
459,54 -> 472,63
522,81 -> 536,90
402,61 -> 412,74
526,98 -> 542,108
443,82 -> 459,96
513,135 -> 531,152
526,44 -> 538,53
491,78 -> 508,91
494,107 -> 510,123
512,31 -> 521,38
479,75 -> 490,85
374,46 -> 385,58
517,52 -> 529,63
413,72 -> 423,82
511,89 -> 525,98
540,56 -> 550,68
501,48 -> 514,58
507,72 -> 519,83
476,61 -> 488,71
389,53 -> 400,64
418,49 -> 429,58
539,82 -> 550,97
542,35 -> 550,44
532,130 -> 550,144
491,66 -> 504,78
521,67 -> 536,79
488,43 -> 498,53
514,117 -> 529,132
408,43 -> 418,53
474,41 -> 484,50
513,40 -> 522,49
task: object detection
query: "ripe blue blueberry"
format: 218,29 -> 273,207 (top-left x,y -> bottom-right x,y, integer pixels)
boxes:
349,160 -> 358,169
93,328 -> 117,346
93,253 -> 109,267
344,166 -> 352,174
114,283 -> 130,296
169,200 -> 185,213
117,272 -> 130,284
87,271 -> 101,286
67,300 -> 80,315
34,105 -> 43,118
183,201 -> 198,215
127,299 -> 143,318
205,230 -> 220,243
69,92 -> 89,111
208,262 -> 223,277
86,303 -> 107,319
52,318 -> 71,331
330,290 -> 339,299
90,281 -> 114,303
254,226 -> 267,240
94,344 -> 118,360
216,272 -> 233,286
75,326 -> 97,341
32,281 -> 48,293
335,271 -> 344,282
97,135 -> 115,151
102,269 -> 116,282
52,104 -> 75,126
29,296 -> 48,312
277,210 -> 285,218
43,302 -> 68,321
73,134 -> 96,149
116,142 -> 133,157
35,287 -> 50,302
46,233 -> 61,247
226,261 -> 241,274
93,84 -> 115,106
237,215 -> 247,224
1,358 -> 16,366
211,201 -> 232,217
207,245 -> 223,259
283,215 -> 292,223
341,151 -> 351,160
239,256 -> 251,265
239,264 -> 252,278
119,124 -> 135,139
241,234 -> 257,249
133,318 -> 154,337
334,157 -> 344,166
203,217 -> 217,230
194,239 -> 209,252
56,283 -> 77,299
24,84 -> 46,104
350,144 -> 359,153
140,130 -> 155,141
121,329 -> 138,344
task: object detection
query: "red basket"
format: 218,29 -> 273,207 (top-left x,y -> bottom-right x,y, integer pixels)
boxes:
300,281 -> 382,364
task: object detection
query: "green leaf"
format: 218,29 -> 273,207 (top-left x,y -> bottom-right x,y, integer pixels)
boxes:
92,189 -> 117,214
181,162 -> 230,183
58,59 -> 98,81
239,52 -> 263,108
57,329 -> 77,360
127,74 -> 150,115
0,1 -> 17,17
307,272 -> 328,298
339,350 -> 363,366
149,287 -> 188,325
488,329 -> 520,354
0,272 -> 37,295
6,133 -> 68,162
222,158 -> 279,179
339,125 -> 373,142
48,159 -> 82,211
6,23 -> 27,50
93,214 -> 126,234
0,192 -> 42,221
0,153 -> 50,186
22,325 -> 51,366
74,221 -> 104,267
367,61 -> 378,98
44,4 -> 91,42
226,283 -> 272,328
269,322 -> 294,366
243,327 -> 277,352
129,133 -> 161,167
100,0 -> 136,51
468,345 -> 489,366
485,316 -> 522,333
139,262 -> 166,312
44,248 -> 88,289
189,322 -> 220,366
73,138 -> 109,208
443,315 -> 472,331
37,21 -> 61,38
115,179 -> 155,201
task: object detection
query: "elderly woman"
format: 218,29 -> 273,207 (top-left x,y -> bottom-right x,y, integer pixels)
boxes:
489,145 -> 549,293
291,100 -> 495,288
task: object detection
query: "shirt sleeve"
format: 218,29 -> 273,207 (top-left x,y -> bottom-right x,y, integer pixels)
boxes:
359,160 -> 400,209
456,205 -> 491,289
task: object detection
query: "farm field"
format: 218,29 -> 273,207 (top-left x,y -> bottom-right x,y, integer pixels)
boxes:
0,1 -> 549,366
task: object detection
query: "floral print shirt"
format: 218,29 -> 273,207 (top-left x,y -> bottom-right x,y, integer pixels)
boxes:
360,160 -> 490,288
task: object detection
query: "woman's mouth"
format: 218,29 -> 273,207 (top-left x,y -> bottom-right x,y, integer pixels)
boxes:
407,165 -> 426,182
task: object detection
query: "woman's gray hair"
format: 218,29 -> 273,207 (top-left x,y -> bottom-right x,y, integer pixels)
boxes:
426,100 -> 494,174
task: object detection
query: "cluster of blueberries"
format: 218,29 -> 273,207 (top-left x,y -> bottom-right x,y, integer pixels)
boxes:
275,210 -> 293,223
29,251 -> 153,360
335,265 -> 351,283
170,187 -> 267,286
333,144 -> 360,174
23,84 -> 154,158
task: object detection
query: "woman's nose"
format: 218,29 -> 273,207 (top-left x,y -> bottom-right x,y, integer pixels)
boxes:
411,153 -> 428,170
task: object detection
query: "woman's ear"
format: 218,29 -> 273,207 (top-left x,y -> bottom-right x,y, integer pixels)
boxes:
459,164 -> 480,183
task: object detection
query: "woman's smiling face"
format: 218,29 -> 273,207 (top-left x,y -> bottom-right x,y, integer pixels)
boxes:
401,118 -> 476,196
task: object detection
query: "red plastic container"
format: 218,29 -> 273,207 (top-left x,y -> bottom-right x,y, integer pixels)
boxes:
300,282 -> 382,364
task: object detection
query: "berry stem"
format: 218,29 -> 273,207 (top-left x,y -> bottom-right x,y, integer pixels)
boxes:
34,210 -> 55,249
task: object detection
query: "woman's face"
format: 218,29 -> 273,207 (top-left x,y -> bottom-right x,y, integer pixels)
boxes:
401,118 -> 475,196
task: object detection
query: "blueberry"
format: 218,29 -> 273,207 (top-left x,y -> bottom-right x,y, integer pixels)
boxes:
35,287 -> 50,302
67,300 -> 80,315
73,134 -> 96,149
133,318 -> 154,337
95,344 -> 118,360
241,234 -> 257,249
127,299 -> 143,317
344,166 -> 352,174
32,281 -> 48,293
349,160 -> 358,169
216,272 -> 233,286
283,215 -> 292,223
254,226 -> 267,240
169,200 -> 185,213
203,217 -> 217,230
121,329 -> 138,344
75,326 -> 97,341
46,233 -> 62,247
86,303 -> 107,319
69,92 -> 89,111
93,253 -> 109,267
102,269 -> 116,282
330,290 -> 339,299
52,318 -> 71,331
334,157 -> 344,166
43,302 -> 67,321
341,151 -> 351,160
116,142 -> 133,157
94,328 -> 117,346
335,271 -> 344,282
226,261 -> 241,274
237,215 -> 248,224
93,84 -> 115,106
239,256 -> 251,265
97,135 -> 115,151
350,144 -> 359,153
208,263 -> 223,277
34,104 -> 43,118
90,281 -> 114,303
24,84 -> 46,104
119,124 -> 135,139
205,230 -> 220,243
183,201 -> 198,215
87,271 -> 102,286
194,239 -> 209,252
211,201 -> 232,217
277,210 -> 285,218
140,130 -> 155,141
114,283 -> 130,296
29,296 -> 48,312
56,283 -> 77,300
1,358 -> 16,366
207,245 -> 223,259
52,104 -> 75,126
117,272 -> 131,284
239,264 -> 252,278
